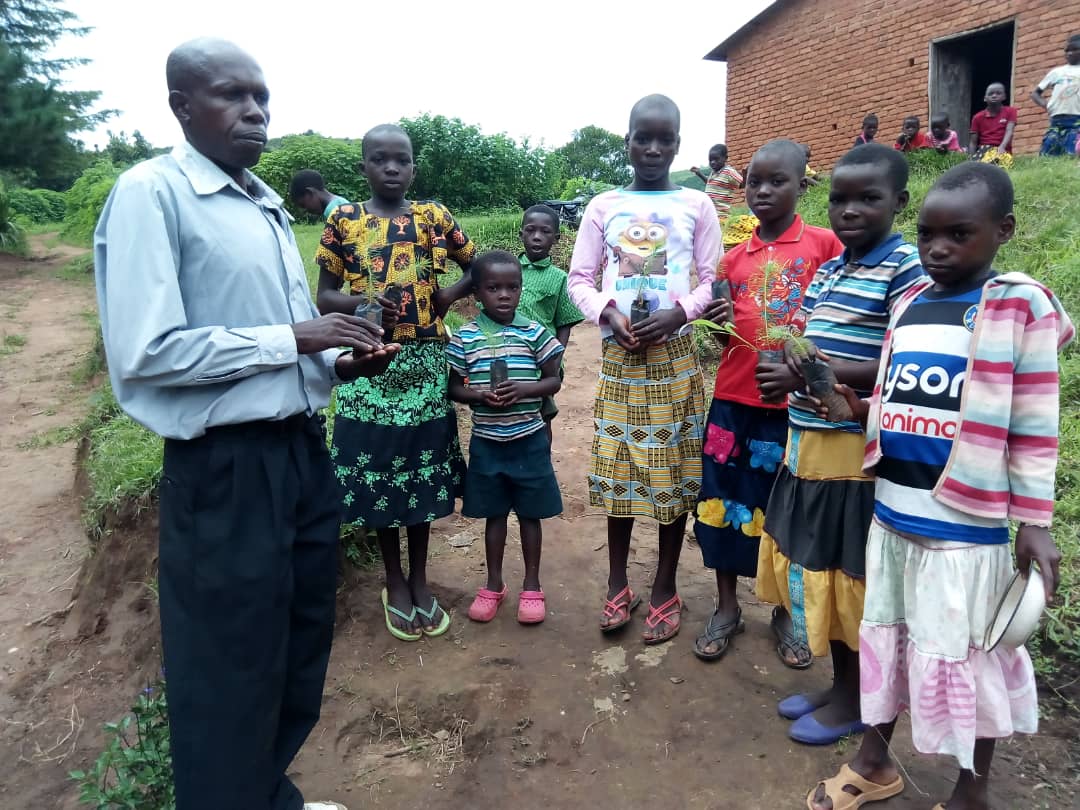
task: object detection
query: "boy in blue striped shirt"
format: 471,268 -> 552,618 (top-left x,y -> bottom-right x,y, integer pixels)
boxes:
754,144 -> 926,747
446,250 -> 564,625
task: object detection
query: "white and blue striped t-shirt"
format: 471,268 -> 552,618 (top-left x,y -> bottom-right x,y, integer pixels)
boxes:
788,233 -> 925,432
874,284 -> 1009,544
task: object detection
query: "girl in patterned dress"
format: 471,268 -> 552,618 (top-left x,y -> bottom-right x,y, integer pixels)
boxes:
568,95 -> 722,645
316,124 -> 475,641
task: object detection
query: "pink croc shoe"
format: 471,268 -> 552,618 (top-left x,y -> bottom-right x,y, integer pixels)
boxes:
468,586 -> 508,622
517,590 -> 546,624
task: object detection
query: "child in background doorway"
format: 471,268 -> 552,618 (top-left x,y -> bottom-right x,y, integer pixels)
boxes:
1032,33 -> 1080,156
692,139 -> 842,662
569,94 -> 722,645
807,161 -> 1072,810
446,250 -> 565,625
926,112 -> 963,152
853,113 -> 879,147
969,82 -> 1017,154
893,116 -> 928,152
690,143 -> 744,223
755,143 -> 925,745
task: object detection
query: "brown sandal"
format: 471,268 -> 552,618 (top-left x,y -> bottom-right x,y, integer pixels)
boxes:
805,764 -> 903,809
601,585 -> 641,633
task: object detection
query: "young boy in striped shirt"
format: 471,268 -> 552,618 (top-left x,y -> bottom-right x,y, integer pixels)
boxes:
755,143 -> 926,746
446,250 -> 565,625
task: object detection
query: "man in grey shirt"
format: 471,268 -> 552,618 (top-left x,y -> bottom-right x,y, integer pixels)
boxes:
94,38 -> 394,810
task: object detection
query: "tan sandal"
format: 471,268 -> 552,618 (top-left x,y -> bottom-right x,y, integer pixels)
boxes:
805,764 -> 903,809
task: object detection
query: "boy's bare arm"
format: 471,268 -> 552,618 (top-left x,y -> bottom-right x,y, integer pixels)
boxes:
555,326 -> 572,346
433,263 -> 473,318
967,131 -> 980,153
1030,88 -> 1048,110
448,370 -> 481,404
690,166 -> 708,182
493,355 -> 562,405
1001,121 -> 1017,152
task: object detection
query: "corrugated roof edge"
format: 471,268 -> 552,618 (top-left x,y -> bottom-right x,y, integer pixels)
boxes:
703,0 -> 787,61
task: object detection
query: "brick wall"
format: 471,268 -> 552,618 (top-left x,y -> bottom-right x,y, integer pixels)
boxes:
721,0 -> 1073,169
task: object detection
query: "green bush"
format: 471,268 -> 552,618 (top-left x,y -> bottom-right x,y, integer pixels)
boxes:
63,160 -> 122,245
70,680 -> 175,810
254,135 -> 366,221
9,186 -> 67,223
0,180 -> 25,252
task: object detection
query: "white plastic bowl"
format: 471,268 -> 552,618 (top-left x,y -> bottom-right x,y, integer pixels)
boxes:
983,566 -> 1046,651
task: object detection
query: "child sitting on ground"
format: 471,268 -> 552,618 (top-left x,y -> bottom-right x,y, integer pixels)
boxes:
569,93 -> 722,645
893,116 -> 928,152
515,205 -> 584,441
692,139 -> 842,662
691,143 -> 744,223
853,113 -> 878,147
807,161 -> 1073,810
446,250 -> 565,625
926,112 -> 963,152
1032,33 -> 1080,156
800,143 -> 822,186
969,82 -> 1017,154
755,143 -> 925,746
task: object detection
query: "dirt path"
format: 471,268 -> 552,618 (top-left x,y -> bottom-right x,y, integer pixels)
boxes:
0,241 -> 1075,808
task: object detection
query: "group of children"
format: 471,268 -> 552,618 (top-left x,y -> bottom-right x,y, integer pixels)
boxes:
296,94 -> 1072,809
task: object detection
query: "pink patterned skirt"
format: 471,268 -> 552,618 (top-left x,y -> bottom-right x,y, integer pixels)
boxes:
859,520 -> 1038,771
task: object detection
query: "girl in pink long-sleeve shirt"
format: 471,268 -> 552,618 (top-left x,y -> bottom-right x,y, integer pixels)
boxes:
567,94 -> 722,645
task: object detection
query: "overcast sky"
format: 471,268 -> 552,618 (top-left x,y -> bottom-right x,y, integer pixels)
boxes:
52,0 -> 772,173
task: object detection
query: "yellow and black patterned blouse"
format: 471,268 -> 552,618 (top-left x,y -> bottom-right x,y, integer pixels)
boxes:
316,200 -> 476,341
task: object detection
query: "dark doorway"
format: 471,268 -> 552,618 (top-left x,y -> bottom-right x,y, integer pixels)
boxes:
931,21 -> 1015,138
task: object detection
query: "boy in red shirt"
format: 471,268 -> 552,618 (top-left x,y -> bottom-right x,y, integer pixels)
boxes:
893,116 -> 928,152
969,82 -> 1017,154
692,139 -> 842,661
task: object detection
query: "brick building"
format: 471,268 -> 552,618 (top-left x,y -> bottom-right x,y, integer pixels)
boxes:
706,0 -> 1076,168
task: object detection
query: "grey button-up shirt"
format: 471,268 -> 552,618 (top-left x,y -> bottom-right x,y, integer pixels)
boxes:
94,142 -> 341,440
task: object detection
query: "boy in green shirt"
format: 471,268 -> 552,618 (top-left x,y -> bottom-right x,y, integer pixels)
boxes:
517,204 -> 584,437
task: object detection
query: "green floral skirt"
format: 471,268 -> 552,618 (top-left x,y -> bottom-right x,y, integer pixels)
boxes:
331,341 -> 464,529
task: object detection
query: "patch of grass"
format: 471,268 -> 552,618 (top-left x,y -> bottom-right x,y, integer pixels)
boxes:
1,333 -> 27,357
55,254 -> 95,284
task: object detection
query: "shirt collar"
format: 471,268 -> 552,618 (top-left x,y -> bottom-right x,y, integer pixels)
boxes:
519,253 -> 552,271
744,214 -> 805,253
171,141 -> 285,209
840,232 -> 904,266
476,310 -> 531,332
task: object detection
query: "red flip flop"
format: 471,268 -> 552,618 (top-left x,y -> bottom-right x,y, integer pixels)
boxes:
643,594 -> 682,645
601,585 -> 641,633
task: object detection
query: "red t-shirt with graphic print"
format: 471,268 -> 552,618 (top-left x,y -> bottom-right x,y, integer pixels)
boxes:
712,215 -> 844,408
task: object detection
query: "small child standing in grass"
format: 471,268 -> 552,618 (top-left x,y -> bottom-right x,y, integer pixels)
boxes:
691,143 -> 744,223
515,204 -> 584,440
1033,34 -> 1080,156
807,162 -> 1073,810
569,94 -> 722,645
692,139 -> 842,662
446,250 -> 565,625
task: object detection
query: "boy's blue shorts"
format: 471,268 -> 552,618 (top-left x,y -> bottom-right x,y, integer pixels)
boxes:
462,429 -> 563,520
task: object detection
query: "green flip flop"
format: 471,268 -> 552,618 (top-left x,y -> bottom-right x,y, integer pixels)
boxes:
415,596 -> 451,638
382,588 -> 421,642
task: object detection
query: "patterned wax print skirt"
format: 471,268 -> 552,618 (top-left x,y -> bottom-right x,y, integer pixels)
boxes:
860,520 -> 1038,771
694,399 -> 787,576
1040,114 -> 1080,156
756,427 -> 875,656
331,341 -> 464,529
589,333 -> 707,525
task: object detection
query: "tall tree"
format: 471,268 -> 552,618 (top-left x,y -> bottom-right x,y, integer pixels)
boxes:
0,1 -> 112,188
555,125 -> 632,186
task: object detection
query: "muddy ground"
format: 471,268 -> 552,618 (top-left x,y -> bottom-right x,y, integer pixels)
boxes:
0,240 -> 1077,809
